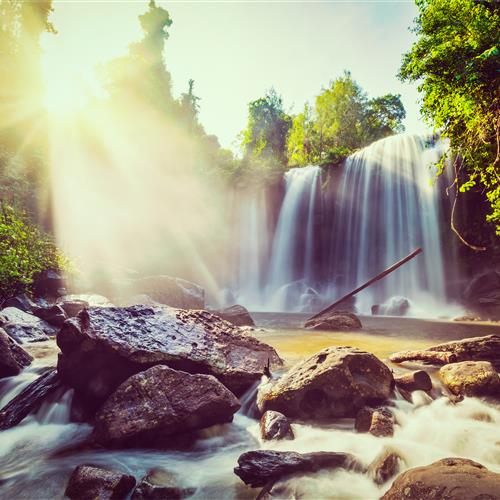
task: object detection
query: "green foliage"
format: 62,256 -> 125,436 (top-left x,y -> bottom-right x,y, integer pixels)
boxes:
286,72 -> 405,167
0,203 -> 69,302
399,0 -> 500,233
241,88 -> 292,164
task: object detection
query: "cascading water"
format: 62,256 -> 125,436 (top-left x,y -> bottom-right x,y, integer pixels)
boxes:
231,133 -> 460,317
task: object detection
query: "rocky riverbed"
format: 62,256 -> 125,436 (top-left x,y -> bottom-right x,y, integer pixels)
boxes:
0,308 -> 499,499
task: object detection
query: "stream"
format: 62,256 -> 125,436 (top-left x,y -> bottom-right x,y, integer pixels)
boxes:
0,314 -> 499,499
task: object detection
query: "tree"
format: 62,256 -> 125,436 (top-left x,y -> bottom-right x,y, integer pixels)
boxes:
179,79 -> 202,134
241,88 -> 292,164
364,94 -> 406,143
286,103 -> 316,165
400,0 -> 500,236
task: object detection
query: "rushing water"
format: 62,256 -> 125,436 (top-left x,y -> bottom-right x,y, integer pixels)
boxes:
0,317 -> 498,499
230,134 -> 460,317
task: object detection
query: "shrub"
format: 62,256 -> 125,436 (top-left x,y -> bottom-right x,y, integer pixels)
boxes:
0,203 -> 69,303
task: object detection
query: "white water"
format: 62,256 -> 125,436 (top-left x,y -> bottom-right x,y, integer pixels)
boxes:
230,134 -> 461,317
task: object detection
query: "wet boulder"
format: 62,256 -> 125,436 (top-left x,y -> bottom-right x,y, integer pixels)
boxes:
304,311 -> 362,331
129,275 -> 204,309
93,365 -> 240,447
65,464 -> 136,500
0,327 -> 33,378
368,449 -> 402,485
214,305 -> 255,327
355,406 -> 395,437
260,410 -> 294,441
132,468 -> 195,499
32,269 -> 65,298
57,305 -> 281,405
382,458 -> 500,500
439,361 -> 500,397
2,293 -> 36,313
234,450 -> 362,488
0,307 -> 56,342
32,304 -> 67,328
394,370 -> 432,393
258,346 -> 393,420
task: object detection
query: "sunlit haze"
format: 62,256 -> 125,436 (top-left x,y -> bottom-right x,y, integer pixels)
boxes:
41,1 -> 429,149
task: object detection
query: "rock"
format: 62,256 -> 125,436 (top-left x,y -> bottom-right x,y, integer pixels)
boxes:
439,361 -> 500,397
463,271 -> 500,318
234,450 -> 363,488
0,328 -> 33,378
260,410 -> 294,441
355,406 -> 395,437
258,346 -> 393,420
304,311 -> 362,330
65,464 -> 136,500
132,468 -> 195,499
121,294 -> 160,307
394,370 -> 433,392
57,293 -> 112,308
0,307 -> 56,342
390,335 -> 500,366
214,305 -> 255,327
57,305 -> 281,406
0,369 -> 61,429
32,269 -> 65,298
379,296 -> 410,316
32,304 -> 67,327
371,304 -> 380,316
93,365 -> 240,447
368,449 -> 402,485
2,294 -> 36,312
130,275 -> 204,309
382,457 -> 500,500
58,299 -> 90,318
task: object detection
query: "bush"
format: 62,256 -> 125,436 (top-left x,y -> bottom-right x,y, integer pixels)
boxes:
0,203 -> 69,303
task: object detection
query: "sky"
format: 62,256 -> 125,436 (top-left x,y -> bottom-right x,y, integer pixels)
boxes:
41,0 -> 430,150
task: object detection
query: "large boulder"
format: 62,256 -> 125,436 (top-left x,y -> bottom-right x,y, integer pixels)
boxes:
390,335 -> 500,366
2,294 -> 36,313
304,311 -> 362,330
0,328 -> 33,378
439,361 -> 500,397
234,450 -> 362,488
463,270 -> 500,318
258,346 -> 393,420
129,275 -> 204,309
382,458 -> 500,500
214,305 -> 255,327
0,307 -> 56,342
33,304 -> 67,327
65,464 -> 136,500
57,305 -> 281,406
93,365 -> 240,447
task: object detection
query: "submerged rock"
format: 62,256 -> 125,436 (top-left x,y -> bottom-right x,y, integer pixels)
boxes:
234,450 -> 362,488
355,406 -> 395,437
0,307 -> 56,342
382,458 -> 500,500
304,311 -> 362,330
214,304 -> 255,327
439,361 -> 500,397
65,464 -> 136,500
0,327 -> 33,378
0,368 -> 61,429
390,335 -> 500,366
260,410 -> 294,441
93,365 -> 240,447
258,346 -> 393,420
57,305 -> 281,406
368,449 -> 402,485
132,468 -> 195,499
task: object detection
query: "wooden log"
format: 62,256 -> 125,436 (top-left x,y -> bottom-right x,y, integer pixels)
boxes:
0,368 -> 61,430
389,350 -> 457,365
307,248 -> 423,322
394,370 -> 433,392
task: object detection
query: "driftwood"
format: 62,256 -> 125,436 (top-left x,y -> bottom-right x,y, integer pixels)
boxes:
0,368 -> 61,430
394,370 -> 433,392
390,335 -> 500,366
308,248 -> 423,322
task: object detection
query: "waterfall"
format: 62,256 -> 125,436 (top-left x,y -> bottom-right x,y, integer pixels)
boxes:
230,134 -> 459,317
